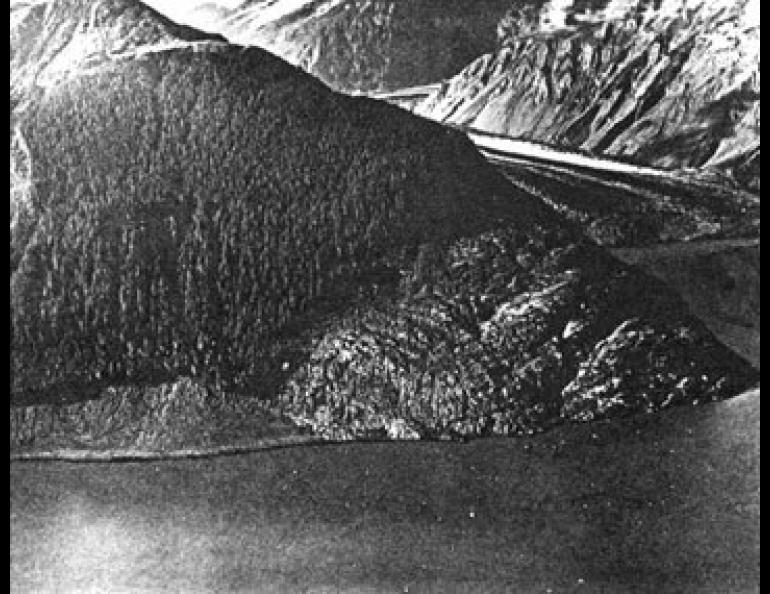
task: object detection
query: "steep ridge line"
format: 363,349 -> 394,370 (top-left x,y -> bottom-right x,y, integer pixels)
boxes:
10,0 -> 228,99
143,0 -> 515,93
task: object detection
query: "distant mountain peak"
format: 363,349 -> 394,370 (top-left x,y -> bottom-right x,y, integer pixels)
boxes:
145,0 -> 517,92
10,0 -> 227,99
412,0 -> 760,188
10,0 -> 229,228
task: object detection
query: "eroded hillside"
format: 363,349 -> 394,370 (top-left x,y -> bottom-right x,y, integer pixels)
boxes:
9,0 -> 758,453
10,0 -> 226,101
413,0 -> 760,188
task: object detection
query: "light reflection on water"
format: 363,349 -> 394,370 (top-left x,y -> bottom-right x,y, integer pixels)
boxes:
11,484 -> 318,593
11,494 -> 221,592
14,496 -> 149,592
10,392 -> 760,592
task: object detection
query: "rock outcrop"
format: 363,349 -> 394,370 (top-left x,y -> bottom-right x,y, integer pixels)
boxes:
280,226 -> 756,440
413,0 -> 760,187
144,0 -> 516,93
10,0 -> 226,101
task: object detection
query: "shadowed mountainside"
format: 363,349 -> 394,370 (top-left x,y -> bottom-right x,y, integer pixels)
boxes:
9,0 -> 758,451
612,240 -> 761,370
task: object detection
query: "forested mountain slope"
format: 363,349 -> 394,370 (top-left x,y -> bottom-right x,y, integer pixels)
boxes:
10,0 -> 227,272
10,1 -> 758,450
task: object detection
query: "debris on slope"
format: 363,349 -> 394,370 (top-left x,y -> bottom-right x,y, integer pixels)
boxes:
280,226 -> 757,441
612,240 -> 761,369
492,156 -> 760,247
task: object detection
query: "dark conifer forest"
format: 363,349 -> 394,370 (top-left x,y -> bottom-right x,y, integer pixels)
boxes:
11,45 -> 551,407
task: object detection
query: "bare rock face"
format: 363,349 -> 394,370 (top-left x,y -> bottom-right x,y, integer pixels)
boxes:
10,128 -> 33,243
145,0 -> 517,93
10,0 -> 226,101
280,227 -> 757,441
413,0 -> 760,186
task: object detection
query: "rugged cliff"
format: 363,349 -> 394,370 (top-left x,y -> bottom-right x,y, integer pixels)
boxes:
145,0 -> 517,93
413,0 -> 760,187
10,0 -> 226,101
